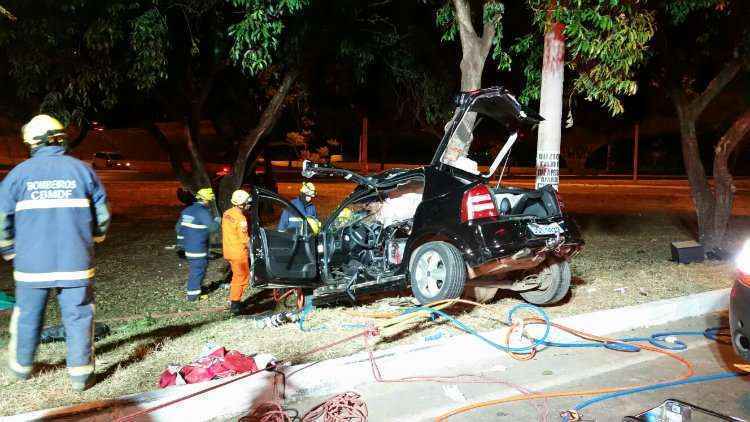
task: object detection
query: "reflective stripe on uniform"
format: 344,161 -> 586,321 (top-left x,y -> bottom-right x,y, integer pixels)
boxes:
185,252 -> 207,258
8,307 -> 32,374
288,217 -> 303,222
15,198 -> 90,212
176,236 -> 185,239
187,289 -> 202,295
67,365 -> 94,377
14,268 -> 95,282
0,239 -> 14,247
181,222 -> 207,229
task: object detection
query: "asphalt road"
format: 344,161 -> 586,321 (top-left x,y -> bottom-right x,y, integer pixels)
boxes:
2,168 -> 748,218
95,170 -> 750,218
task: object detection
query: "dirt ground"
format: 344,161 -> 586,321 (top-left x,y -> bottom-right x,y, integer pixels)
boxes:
0,181 -> 748,416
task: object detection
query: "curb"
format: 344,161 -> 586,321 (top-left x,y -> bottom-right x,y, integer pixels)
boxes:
4,288 -> 730,421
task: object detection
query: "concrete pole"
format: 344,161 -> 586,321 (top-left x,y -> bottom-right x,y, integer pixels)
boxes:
535,20 -> 566,191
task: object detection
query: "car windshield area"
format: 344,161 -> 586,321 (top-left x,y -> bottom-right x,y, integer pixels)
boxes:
439,95 -> 525,176
328,178 -> 424,233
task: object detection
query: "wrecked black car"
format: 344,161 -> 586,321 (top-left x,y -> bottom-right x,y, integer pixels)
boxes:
249,87 -> 584,306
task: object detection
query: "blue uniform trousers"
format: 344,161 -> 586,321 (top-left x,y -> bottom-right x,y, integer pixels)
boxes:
187,258 -> 208,299
9,285 -> 94,381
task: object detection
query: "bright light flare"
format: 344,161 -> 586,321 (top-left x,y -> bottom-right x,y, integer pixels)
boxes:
737,239 -> 750,276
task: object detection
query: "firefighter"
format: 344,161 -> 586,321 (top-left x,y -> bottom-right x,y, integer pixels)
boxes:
0,114 -> 110,391
278,182 -> 318,232
177,188 -> 219,301
222,189 -> 251,315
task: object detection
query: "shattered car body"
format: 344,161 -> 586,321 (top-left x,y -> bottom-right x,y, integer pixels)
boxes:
249,87 -> 584,305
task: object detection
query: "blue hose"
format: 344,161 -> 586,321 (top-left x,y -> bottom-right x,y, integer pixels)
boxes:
562,371 -> 747,421
401,303 -> 552,353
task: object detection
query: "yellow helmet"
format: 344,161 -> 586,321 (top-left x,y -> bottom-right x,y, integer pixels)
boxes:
338,207 -> 352,221
300,182 -> 317,197
306,217 -> 321,235
230,189 -> 250,206
21,114 -> 65,146
195,188 -> 215,202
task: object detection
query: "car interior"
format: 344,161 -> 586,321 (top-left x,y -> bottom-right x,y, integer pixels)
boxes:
322,178 -> 425,282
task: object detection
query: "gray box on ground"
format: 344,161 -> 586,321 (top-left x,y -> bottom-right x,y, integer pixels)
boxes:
670,240 -> 705,264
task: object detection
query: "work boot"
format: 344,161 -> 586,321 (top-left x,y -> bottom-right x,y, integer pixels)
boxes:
70,374 -> 94,392
230,301 -> 243,316
187,294 -> 199,302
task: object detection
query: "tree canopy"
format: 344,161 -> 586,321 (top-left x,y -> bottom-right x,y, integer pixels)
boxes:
429,0 -> 655,115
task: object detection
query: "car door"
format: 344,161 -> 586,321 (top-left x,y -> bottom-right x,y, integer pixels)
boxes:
249,187 -> 318,287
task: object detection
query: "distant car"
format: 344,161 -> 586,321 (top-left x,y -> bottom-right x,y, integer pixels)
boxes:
731,239 -> 750,362
92,152 -> 133,170
249,87 -> 584,307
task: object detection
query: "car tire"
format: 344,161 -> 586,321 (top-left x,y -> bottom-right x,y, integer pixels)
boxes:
464,286 -> 499,304
519,260 -> 571,306
409,241 -> 466,304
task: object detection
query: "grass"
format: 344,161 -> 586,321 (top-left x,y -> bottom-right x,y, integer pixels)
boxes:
0,187 -> 747,416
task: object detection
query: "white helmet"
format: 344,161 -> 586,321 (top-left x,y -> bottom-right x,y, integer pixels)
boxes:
231,189 -> 251,206
21,114 -> 66,146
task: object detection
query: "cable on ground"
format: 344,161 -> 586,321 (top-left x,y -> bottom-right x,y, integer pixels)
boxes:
562,371 -> 748,422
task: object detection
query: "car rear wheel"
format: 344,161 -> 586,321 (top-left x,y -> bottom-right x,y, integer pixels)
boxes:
409,241 -> 466,304
519,260 -> 571,306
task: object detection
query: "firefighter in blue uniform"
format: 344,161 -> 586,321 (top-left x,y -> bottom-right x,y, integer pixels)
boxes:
177,188 -> 219,301
0,115 -> 110,391
278,182 -> 318,232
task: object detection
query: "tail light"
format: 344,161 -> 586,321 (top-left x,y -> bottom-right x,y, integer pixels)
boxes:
461,185 -> 498,223
738,239 -> 750,287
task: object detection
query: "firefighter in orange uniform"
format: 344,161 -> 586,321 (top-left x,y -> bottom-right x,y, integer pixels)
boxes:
222,190 -> 251,315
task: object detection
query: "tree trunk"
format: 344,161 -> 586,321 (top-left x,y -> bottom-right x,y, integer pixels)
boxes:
709,109 -> 750,251
452,0 -> 495,91
184,120 -> 218,220
535,19 -> 565,190
149,124 -> 194,190
183,120 -> 213,191
218,69 -> 299,210
676,111 -> 716,247
668,59 -> 743,252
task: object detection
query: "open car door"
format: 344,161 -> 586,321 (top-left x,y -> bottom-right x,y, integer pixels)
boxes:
249,187 -> 318,288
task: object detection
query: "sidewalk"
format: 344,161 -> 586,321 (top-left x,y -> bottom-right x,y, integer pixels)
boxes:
287,314 -> 749,421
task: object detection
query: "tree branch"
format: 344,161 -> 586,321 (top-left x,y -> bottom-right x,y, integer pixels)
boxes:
232,68 -> 299,178
452,0 -> 479,47
688,59 -> 743,119
480,5 -> 497,53
716,109 -> 750,162
0,5 -> 16,21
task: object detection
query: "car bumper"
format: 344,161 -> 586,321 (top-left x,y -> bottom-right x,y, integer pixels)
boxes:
462,215 -> 584,277
730,278 -> 750,362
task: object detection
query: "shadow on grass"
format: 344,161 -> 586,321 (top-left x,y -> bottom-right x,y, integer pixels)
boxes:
96,320 -> 213,356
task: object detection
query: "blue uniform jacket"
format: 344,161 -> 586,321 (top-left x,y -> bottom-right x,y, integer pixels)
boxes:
177,202 -> 219,259
0,146 -> 110,288
278,197 -> 317,232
